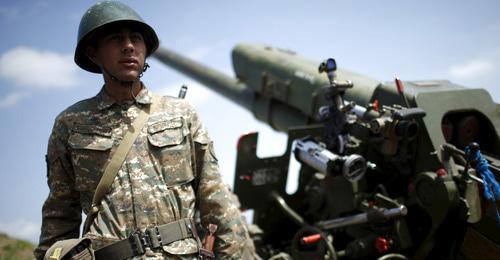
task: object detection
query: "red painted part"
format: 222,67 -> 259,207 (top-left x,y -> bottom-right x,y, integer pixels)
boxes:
374,237 -> 390,254
395,77 -> 404,93
373,99 -> 380,112
237,132 -> 256,151
301,234 -> 322,245
436,168 -> 447,177
240,175 -> 252,181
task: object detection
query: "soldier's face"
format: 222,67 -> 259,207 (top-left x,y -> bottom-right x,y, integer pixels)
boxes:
90,27 -> 146,82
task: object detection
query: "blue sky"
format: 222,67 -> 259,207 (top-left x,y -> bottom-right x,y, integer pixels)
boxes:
1,0 -> 499,243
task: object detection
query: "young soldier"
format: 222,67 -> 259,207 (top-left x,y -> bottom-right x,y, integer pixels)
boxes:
35,1 -> 254,259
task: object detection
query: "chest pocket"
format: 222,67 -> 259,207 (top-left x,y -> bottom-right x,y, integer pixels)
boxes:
147,117 -> 194,186
68,124 -> 113,195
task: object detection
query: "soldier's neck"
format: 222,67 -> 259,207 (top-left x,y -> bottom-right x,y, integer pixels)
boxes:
104,80 -> 142,102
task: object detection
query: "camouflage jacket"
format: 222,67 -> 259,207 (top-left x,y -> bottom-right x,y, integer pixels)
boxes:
35,86 -> 254,259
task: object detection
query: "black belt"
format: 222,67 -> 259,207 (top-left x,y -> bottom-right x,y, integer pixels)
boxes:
94,218 -> 197,260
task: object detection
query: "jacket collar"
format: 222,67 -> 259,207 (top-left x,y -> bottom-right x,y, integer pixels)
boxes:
96,83 -> 153,110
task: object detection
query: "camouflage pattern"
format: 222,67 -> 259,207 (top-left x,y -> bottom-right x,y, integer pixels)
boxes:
35,86 -> 254,259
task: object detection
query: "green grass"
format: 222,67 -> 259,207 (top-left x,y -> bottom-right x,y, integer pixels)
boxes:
0,233 -> 35,260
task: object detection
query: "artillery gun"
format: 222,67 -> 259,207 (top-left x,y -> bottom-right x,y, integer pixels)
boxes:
154,44 -> 500,259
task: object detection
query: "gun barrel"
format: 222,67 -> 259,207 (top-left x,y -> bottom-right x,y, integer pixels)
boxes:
154,44 -> 381,132
154,47 -> 254,111
154,46 -> 310,131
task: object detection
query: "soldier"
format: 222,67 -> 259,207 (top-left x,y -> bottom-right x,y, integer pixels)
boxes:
34,1 -> 254,259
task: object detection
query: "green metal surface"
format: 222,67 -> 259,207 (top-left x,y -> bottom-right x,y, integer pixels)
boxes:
153,43 -> 500,259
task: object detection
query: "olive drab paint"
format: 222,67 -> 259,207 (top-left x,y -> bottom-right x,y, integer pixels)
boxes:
154,44 -> 500,259
74,1 -> 159,73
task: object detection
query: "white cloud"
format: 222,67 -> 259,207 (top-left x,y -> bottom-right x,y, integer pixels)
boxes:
0,218 -> 40,243
0,47 -> 79,89
448,59 -> 496,79
0,91 -> 30,108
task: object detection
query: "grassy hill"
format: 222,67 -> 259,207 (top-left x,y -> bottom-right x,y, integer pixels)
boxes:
0,233 -> 35,260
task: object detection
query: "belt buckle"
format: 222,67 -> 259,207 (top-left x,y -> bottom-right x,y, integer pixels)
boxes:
153,226 -> 163,247
145,226 -> 163,249
129,230 -> 150,256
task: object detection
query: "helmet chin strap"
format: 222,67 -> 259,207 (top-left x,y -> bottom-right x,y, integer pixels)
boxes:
102,62 -> 150,100
102,62 -> 150,86
102,66 -> 134,87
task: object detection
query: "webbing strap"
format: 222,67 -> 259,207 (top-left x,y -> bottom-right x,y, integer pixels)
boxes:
83,95 -> 160,233
94,218 -> 195,260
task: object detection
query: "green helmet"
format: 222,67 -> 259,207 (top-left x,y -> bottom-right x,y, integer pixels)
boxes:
74,1 -> 159,73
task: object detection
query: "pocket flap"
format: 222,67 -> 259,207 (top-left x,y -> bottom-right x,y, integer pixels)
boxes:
44,237 -> 93,260
148,118 -> 183,134
148,118 -> 186,147
73,123 -> 112,137
68,133 -> 113,151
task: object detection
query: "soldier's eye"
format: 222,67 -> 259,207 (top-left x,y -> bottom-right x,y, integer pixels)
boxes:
106,34 -> 121,41
130,33 -> 143,42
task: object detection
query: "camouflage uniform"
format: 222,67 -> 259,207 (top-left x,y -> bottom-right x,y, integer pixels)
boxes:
35,86 -> 254,259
